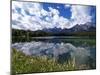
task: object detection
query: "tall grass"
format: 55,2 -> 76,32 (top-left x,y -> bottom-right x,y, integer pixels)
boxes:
11,48 -> 91,74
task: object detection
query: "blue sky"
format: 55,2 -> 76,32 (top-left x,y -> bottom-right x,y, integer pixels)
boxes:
43,3 -> 72,19
43,3 -> 96,23
12,1 -> 96,31
90,6 -> 96,24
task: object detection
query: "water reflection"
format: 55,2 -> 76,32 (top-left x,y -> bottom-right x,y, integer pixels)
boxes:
12,40 -> 96,68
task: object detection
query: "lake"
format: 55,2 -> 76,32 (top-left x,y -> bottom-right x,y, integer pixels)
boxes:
12,36 -> 96,69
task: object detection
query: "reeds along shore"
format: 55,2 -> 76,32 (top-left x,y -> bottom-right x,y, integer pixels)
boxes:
11,48 -> 92,74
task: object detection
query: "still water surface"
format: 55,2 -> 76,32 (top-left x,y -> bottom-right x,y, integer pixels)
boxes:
12,36 -> 96,69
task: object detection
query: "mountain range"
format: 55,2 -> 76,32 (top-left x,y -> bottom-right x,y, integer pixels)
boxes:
42,22 -> 96,33
12,22 -> 96,37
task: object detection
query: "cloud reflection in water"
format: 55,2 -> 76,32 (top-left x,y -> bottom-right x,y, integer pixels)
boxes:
12,41 -> 95,66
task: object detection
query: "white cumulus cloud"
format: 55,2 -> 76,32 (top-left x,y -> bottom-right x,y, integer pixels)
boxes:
70,5 -> 92,26
12,1 -> 93,31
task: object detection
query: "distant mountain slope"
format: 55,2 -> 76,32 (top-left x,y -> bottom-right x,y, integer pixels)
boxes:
43,22 -> 96,33
12,22 -> 96,37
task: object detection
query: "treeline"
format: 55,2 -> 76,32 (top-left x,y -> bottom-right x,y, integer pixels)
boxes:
12,29 -> 96,37
12,29 -> 51,37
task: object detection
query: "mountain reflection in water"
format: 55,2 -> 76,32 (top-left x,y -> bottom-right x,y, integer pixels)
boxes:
12,40 -> 96,68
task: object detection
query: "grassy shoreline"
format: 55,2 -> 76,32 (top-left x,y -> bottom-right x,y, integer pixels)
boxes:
11,48 -> 93,74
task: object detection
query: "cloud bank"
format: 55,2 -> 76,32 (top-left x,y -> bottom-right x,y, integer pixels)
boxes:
12,1 -> 93,31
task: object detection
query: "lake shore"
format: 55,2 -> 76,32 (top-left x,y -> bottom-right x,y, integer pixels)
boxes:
11,48 -> 93,74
